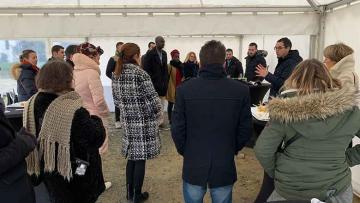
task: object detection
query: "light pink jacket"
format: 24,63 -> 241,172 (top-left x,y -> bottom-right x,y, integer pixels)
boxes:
73,53 -> 109,118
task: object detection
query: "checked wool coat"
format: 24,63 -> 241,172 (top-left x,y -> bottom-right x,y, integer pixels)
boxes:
112,63 -> 162,160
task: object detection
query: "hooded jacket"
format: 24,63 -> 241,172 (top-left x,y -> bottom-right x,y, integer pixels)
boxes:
255,88 -> 360,201
265,50 -> 303,97
245,51 -> 267,82
330,54 -> 359,90
73,53 -> 109,118
11,63 -> 39,102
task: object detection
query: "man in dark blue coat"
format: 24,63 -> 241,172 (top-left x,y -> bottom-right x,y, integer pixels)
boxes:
255,37 -> 303,97
171,40 -> 252,203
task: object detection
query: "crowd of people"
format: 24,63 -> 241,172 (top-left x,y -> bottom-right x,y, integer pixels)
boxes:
0,35 -> 359,203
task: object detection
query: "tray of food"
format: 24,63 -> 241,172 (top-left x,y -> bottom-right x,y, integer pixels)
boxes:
251,104 -> 269,121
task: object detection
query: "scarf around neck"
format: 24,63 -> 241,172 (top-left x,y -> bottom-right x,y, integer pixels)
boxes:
24,91 -> 83,181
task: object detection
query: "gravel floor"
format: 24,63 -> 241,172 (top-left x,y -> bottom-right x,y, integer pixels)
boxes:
96,114 -> 263,203
96,114 -> 360,203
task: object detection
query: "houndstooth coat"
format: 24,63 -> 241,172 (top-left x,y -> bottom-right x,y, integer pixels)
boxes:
112,63 -> 162,160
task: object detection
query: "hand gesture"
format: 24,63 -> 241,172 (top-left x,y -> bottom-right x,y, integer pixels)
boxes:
255,64 -> 269,78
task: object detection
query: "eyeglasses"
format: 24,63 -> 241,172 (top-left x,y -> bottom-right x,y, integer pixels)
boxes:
274,46 -> 285,50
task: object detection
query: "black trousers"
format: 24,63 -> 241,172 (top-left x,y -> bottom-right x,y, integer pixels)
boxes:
254,171 -> 274,203
167,102 -> 174,124
115,106 -> 120,122
126,160 -> 146,194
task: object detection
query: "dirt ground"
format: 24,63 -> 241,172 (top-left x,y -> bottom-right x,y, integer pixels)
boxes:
97,114 -> 360,203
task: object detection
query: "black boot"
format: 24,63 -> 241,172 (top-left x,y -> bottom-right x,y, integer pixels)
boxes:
133,192 -> 149,203
126,184 -> 134,200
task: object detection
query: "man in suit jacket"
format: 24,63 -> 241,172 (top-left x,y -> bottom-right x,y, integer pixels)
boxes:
171,40 -> 252,203
143,36 -> 169,127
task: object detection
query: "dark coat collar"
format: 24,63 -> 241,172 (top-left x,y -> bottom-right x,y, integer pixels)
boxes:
199,63 -> 226,79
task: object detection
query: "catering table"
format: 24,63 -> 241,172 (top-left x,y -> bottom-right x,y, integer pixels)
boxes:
235,80 -> 271,106
4,105 -> 23,131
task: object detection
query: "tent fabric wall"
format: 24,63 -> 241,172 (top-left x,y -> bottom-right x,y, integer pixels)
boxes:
324,3 -> 360,75
0,14 -> 319,38
324,3 -> 360,197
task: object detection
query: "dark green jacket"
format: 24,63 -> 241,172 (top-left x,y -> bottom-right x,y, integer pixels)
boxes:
255,88 -> 360,201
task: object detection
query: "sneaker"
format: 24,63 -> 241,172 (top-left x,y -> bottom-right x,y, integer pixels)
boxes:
105,181 -> 112,190
115,122 -> 122,129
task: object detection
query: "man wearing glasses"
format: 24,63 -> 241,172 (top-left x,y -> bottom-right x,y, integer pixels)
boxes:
255,37 -> 302,97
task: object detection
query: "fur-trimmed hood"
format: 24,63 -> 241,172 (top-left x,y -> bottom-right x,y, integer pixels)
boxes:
269,88 -> 359,138
269,87 -> 357,124
10,63 -> 22,80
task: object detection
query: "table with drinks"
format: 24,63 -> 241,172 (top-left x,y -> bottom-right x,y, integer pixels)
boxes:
2,92 -> 24,131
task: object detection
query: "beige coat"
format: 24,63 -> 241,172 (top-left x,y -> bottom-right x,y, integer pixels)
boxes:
330,54 -> 359,90
166,64 -> 177,103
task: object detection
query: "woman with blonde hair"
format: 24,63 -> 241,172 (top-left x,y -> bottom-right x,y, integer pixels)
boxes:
255,59 -> 360,202
112,43 -> 162,203
323,43 -> 359,89
183,51 -> 199,80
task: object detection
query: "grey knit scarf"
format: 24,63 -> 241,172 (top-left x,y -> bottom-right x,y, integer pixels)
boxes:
24,91 -> 83,181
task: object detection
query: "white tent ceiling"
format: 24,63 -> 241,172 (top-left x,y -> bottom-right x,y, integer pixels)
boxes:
0,0 -> 342,7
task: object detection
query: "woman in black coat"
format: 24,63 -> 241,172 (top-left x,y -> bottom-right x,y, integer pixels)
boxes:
0,100 -> 37,203
183,52 -> 200,80
24,60 -> 106,203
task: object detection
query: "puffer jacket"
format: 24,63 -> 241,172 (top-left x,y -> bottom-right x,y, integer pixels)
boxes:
73,53 -> 109,118
255,87 -> 360,201
11,63 -> 39,102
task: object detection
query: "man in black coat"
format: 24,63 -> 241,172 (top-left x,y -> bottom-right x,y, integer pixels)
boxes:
141,41 -> 156,69
143,36 -> 168,127
65,44 -> 78,68
171,40 -> 252,202
106,41 -> 124,129
0,105 -> 37,203
245,42 -> 267,82
48,45 -> 65,61
256,37 -> 303,97
224,48 -> 243,78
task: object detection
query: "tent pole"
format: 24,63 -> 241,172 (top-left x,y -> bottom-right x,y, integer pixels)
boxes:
238,35 -> 243,62
317,12 -> 326,60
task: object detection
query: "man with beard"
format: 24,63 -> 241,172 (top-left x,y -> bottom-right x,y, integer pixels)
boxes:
224,49 -> 243,79
245,43 -> 267,82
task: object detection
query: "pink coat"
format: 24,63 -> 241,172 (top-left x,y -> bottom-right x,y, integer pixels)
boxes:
73,53 -> 109,118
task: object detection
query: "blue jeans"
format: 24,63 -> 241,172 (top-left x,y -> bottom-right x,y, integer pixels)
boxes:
183,181 -> 233,203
